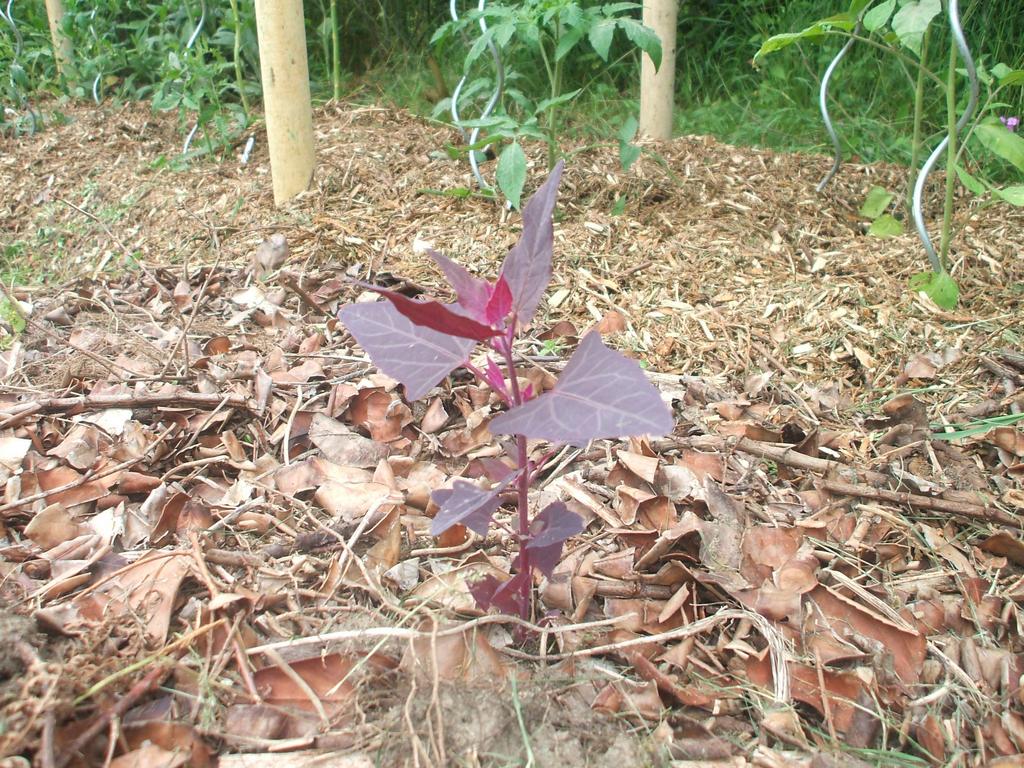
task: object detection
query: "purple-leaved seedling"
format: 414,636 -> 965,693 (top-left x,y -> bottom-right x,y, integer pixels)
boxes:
338,161 -> 673,619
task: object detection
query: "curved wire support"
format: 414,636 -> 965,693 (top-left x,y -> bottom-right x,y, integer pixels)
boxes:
186,0 -> 207,50
182,0 -> 208,155
911,0 -> 978,273
449,0 -> 504,190
2,0 -> 41,135
816,21 -> 861,192
2,0 -> 24,57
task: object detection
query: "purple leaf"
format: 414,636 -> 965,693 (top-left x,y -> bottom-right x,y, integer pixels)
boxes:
338,301 -> 475,401
430,477 -> 511,537
428,250 -> 492,320
364,285 -> 498,341
483,357 -> 508,397
470,571 -> 530,616
489,331 -> 674,446
499,160 -> 563,325
525,502 -> 583,576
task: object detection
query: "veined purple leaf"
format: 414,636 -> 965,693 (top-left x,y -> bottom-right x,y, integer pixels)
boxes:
338,301 -> 475,401
499,160 -> 563,325
525,501 -> 584,576
428,249 -> 491,320
430,476 -> 513,537
470,570 -> 529,616
364,285 -> 498,341
489,332 -> 674,447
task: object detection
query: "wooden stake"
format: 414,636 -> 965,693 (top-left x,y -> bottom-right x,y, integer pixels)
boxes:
639,0 -> 677,141
254,0 -> 315,205
44,0 -> 73,76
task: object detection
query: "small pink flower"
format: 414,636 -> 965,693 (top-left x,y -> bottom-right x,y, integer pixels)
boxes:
1000,115 -> 1020,132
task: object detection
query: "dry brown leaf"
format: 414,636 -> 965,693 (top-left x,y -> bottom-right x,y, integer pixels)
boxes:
109,742 -> 187,768
314,481 -> 397,522
421,396 -> 450,433
402,624 -> 508,683
0,436 -> 31,472
746,656 -> 866,735
591,679 -> 663,721
349,388 -> 413,442
23,503 -> 84,550
596,309 -> 627,334
121,721 -> 212,768
616,449 -> 659,484
805,585 -> 926,685
73,550 -> 194,643
253,233 -> 289,272
409,561 -> 509,613
308,413 -> 388,468
254,652 -> 397,718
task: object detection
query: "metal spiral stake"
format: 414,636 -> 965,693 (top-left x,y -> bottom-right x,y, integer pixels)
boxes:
911,0 -> 978,273
816,20 -> 862,192
1,0 -> 41,134
450,0 -> 504,190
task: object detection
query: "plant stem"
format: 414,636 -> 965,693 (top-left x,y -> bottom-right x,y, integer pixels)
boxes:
228,0 -> 249,117
330,0 -> 341,100
499,330 -> 533,619
939,30 -> 958,270
909,26 -> 929,209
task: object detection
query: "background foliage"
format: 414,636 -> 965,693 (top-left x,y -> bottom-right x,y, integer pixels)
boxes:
2,0 -> 1022,168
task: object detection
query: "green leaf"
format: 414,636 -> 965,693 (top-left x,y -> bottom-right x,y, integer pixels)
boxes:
998,69 -> 1024,87
554,25 -> 586,61
10,63 -> 28,90
909,270 -> 958,309
534,89 -> 582,115
975,121 -> 1024,173
600,2 -> 641,14
863,0 -> 896,32
497,141 -> 527,210
611,196 -> 627,216
891,0 -> 941,56
619,19 -> 662,71
868,214 -> 903,237
992,63 -> 1013,80
465,28 -> 495,68
754,15 -> 855,61
848,0 -> 873,13
860,185 -> 894,218
994,186 -> 1024,206
953,164 -> 988,195
0,300 -> 25,335
587,19 -> 616,61
619,142 -> 641,171
618,115 -> 639,144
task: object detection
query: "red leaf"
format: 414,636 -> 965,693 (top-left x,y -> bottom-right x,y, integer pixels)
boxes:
365,285 -> 498,341
484,276 -> 513,326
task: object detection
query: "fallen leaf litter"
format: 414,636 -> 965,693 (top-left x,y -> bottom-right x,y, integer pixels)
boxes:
0,99 -> 1022,766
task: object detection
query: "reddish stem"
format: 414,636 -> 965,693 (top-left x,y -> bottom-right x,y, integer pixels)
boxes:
497,328 -> 533,620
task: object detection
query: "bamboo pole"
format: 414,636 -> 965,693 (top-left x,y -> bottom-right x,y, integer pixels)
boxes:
44,0 -> 73,76
639,0 -> 677,141
254,0 -> 316,205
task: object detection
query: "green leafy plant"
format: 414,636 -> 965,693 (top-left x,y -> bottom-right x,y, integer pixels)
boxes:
755,0 -> 1023,310
433,0 -> 661,206
860,185 -> 904,237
